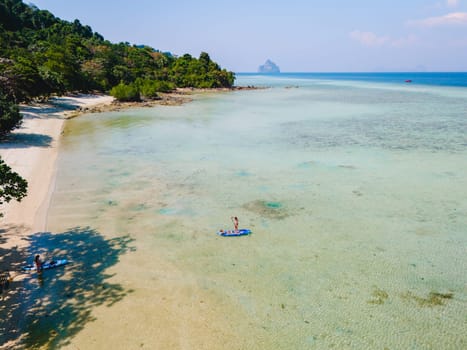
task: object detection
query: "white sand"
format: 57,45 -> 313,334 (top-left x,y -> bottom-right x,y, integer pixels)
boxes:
0,94 -> 114,247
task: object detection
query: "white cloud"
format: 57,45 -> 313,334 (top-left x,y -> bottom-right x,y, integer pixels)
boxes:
350,31 -> 417,48
408,12 -> 467,27
349,31 -> 389,47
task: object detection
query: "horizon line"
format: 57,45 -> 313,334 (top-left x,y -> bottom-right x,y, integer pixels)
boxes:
235,71 -> 467,74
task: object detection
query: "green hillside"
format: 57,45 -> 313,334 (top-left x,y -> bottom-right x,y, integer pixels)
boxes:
0,0 -> 235,131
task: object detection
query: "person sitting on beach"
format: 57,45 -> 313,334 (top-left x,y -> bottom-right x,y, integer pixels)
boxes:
231,216 -> 239,231
34,255 -> 43,272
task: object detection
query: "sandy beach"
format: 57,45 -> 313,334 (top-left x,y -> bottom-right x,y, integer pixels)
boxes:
0,94 -> 114,348
0,95 -> 114,273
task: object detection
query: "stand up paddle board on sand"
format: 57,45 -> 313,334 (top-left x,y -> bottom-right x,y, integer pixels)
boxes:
217,229 -> 252,237
22,259 -> 69,272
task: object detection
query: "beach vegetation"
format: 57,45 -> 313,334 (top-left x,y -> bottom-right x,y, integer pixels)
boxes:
0,0 -> 235,126
138,80 -> 160,100
110,82 -> 141,102
0,157 -> 28,216
0,91 -> 22,136
135,78 -> 175,98
168,52 -> 234,88
110,79 -> 177,101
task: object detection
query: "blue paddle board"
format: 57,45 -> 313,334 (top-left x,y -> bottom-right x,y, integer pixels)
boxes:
217,229 -> 252,237
22,259 -> 69,272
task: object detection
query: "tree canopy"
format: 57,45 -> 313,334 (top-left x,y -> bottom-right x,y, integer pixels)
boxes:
0,90 -> 22,136
0,157 -> 28,216
0,0 -> 235,110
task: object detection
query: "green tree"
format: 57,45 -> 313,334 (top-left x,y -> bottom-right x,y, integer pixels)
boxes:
0,91 -> 22,136
1,54 -> 49,101
0,157 -> 28,216
0,0 -> 236,101
199,52 -> 211,70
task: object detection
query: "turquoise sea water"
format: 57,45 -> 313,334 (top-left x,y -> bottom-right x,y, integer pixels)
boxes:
239,72 -> 467,87
46,74 -> 467,349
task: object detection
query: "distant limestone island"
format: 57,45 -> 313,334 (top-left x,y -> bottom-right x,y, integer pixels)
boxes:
258,59 -> 280,74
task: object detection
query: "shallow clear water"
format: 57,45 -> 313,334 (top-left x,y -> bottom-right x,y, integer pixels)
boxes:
47,76 -> 467,349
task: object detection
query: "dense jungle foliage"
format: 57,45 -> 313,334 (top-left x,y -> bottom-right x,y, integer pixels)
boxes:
0,0 -> 235,133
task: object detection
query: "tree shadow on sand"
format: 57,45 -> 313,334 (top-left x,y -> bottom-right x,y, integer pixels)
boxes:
0,226 -> 135,349
0,133 -> 53,149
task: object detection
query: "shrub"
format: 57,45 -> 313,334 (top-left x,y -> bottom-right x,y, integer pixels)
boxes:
153,80 -> 175,93
110,82 -> 140,102
139,80 -> 160,100
135,79 -> 175,99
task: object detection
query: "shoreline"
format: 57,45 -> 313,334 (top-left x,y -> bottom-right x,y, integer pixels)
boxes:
0,94 -> 114,261
0,93 -> 113,348
64,86 -> 260,117
0,86 -> 254,259
0,87 -> 247,347
0,86 -> 258,348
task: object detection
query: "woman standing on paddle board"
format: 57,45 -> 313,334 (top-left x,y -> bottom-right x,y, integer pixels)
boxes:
34,255 -> 43,272
231,216 -> 239,231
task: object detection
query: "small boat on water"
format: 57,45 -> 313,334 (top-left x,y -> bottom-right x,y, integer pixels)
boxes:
405,79 -> 412,83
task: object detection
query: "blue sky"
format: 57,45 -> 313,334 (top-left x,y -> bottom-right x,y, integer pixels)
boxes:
30,0 -> 467,72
